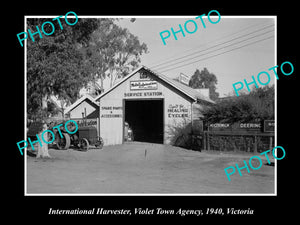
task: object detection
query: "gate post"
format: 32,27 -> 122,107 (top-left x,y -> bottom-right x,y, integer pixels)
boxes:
207,133 -> 210,150
269,136 -> 273,149
203,132 -> 206,150
254,135 -> 258,153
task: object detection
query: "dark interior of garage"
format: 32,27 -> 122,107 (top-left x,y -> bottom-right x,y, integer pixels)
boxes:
125,99 -> 164,144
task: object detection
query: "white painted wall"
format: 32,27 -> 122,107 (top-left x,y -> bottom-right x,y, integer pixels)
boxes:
70,101 -> 97,119
99,69 -> 193,146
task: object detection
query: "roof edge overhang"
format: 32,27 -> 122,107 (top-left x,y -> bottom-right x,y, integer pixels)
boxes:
94,65 -> 214,103
64,94 -> 98,115
93,65 -> 215,104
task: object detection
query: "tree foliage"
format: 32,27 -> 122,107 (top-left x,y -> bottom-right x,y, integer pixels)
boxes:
27,18 -> 101,120
203,85 -> 274,123
86,21 -> 148,88
27,18 -> 148,120
188,67 -> 219,101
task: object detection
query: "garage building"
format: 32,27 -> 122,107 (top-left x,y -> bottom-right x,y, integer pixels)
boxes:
64,94 -> 100,134
94,66 -> 214,146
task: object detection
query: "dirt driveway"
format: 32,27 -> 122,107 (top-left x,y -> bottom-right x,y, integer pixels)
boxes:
26,142 -> 275,194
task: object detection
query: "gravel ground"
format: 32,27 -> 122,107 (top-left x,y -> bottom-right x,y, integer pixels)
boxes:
26,142 -> 275,194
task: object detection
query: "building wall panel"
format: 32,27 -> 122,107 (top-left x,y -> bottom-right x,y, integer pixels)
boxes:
70,101 -> 97,119
100,98 -> 123,145
99,70 -> 194,146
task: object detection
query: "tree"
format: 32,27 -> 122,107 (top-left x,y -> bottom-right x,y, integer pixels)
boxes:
87,21 -> 148,89
202,85 -> 274,123
27,18 -> 148,158
189,67 -> 219,101
27,18 -> 100,157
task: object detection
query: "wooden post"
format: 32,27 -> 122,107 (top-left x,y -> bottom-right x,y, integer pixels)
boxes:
269,136 -> 273,158
203,132 -> 206,150
207,133 -> 210,151
84,107 -> 87,126
269,136 -> 273,149
254,135 -> 257,153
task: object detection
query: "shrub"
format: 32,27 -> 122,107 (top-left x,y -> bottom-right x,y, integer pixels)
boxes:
168,120 -> 202,151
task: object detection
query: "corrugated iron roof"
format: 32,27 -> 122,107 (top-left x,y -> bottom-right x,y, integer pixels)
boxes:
146,66 -> 215,104
94,65 -> 215,104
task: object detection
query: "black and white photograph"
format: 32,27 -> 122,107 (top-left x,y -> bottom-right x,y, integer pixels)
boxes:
23,14 -> 277,195
14,5 -> 297,220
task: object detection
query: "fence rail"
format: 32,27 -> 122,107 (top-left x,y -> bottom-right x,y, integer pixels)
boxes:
203,131 -> 274,153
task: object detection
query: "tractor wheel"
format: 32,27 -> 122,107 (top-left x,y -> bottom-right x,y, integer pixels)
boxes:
80,138 -> 89,151
56,132 -> 71,150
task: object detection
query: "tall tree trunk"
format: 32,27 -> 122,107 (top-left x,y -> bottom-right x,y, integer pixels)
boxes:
36,95 -> 51,158
109,67 -> 114,88
99,75 -> 105,94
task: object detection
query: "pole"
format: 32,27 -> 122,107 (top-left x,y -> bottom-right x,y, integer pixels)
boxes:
84,107 -> 87,126
254,135 -> 257,153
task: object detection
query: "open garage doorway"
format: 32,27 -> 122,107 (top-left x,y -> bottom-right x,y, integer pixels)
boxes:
124,99 -> 164,144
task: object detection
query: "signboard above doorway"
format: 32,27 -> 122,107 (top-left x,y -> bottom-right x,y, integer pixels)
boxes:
130,80 -> 158,90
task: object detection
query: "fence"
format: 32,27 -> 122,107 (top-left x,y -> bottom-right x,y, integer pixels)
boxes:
203,131 -> 274,153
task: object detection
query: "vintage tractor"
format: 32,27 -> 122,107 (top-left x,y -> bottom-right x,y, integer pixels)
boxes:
54,122 -> 104,151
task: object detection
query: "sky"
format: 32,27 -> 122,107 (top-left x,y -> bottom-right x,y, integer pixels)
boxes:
116,16 -> 276,97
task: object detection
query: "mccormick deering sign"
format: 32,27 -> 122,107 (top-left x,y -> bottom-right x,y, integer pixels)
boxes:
208,122 -> 262,132
208,123 -> 231,131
